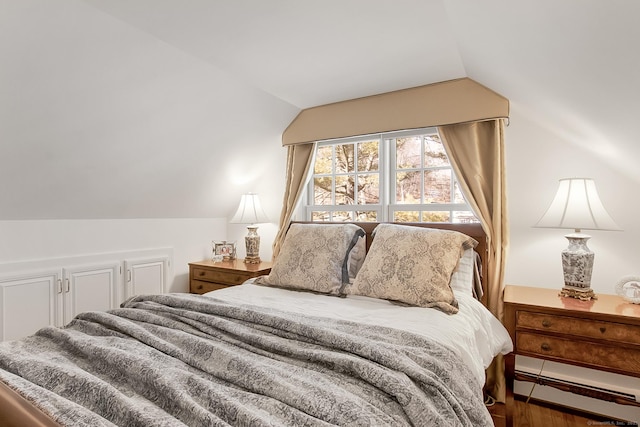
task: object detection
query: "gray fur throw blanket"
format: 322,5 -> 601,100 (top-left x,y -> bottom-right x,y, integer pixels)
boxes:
0,293 -> 492,426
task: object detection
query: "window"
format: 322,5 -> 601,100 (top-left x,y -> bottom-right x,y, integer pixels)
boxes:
304,128 -> 477,223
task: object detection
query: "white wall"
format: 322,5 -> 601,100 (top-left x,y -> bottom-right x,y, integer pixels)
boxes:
0,218 -> 227,293
0,0 -> 299,222
505,107 -> 639,296
0,137 -> 286,290
223,139 -> 287,263
504,108 -> 640,421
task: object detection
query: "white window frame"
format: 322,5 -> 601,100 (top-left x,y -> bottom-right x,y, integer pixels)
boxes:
302,127 -> 476,223
304,133 -> 385,222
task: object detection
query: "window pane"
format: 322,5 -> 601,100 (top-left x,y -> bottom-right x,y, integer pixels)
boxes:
424,169 -> 451,203
355,211 -> 377,222
424,134 -> 449,167
396,137 -> 421,169
358,174 -> 379,204
357,141 -> 379,172
314,146 -> 333,174
396,171 -> 421,203
335,144 -> 354,173
311,211 -> 330,221
333,211 -> 353,222
335,176 -> 355,205
422,211 -> 450,222
313,177 -> 333,205
394,210 -> 420,222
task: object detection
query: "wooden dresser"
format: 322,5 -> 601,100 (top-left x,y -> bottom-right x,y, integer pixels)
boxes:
503,285 -> 640,426
188,259 -> 272,294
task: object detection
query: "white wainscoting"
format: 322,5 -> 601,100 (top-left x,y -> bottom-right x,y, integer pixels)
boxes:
0,247 -> 172,341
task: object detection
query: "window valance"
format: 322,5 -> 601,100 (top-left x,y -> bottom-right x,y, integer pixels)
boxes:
282,78 -> 509,146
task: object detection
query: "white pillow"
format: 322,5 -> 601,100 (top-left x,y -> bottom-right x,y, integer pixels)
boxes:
347,234 -> 366,283
450,248 -> 476,296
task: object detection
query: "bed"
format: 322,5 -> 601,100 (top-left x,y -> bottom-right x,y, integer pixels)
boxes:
0,222 -> 512,426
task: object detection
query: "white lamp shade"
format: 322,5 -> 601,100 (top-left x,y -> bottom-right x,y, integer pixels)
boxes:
535,178 -> 620,231
230,193 -> 270,224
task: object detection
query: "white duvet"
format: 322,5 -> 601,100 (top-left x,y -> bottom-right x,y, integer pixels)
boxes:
205,282 -> 513,385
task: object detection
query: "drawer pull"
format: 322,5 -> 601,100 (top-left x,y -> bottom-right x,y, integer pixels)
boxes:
540,343 -> 551,351
541,319 -> 552,328
600,327 -> 606,334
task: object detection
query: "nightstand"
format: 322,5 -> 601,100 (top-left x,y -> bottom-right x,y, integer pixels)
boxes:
503,285 -> 640,426
188,259 -> 272,294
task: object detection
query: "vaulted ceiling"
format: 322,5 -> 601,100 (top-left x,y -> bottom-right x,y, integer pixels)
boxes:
2,0 -> 639,220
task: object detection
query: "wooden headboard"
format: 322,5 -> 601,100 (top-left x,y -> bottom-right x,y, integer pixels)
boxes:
291,221 -> 489,306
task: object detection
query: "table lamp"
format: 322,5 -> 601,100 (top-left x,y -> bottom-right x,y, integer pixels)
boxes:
535,178 -> 620,300
230,193 -> 269,264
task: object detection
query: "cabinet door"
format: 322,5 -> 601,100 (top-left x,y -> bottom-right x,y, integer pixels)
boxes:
63,264 -> 119,325
123,257 -> 167,301
0,271 -> 59,341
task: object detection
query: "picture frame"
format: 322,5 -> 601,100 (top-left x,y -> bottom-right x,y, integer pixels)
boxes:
214,240 -> 236,261
211,241 -> 223,262
615,275 -> 640,304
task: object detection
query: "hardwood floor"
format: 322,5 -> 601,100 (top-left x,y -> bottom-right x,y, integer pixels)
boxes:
488,398 -> 639,427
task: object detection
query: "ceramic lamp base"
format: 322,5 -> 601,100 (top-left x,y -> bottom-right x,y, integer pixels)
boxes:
560,232 -> 596,300
244,225 -> 261,264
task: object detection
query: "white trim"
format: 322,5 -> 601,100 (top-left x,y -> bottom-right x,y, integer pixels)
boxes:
316,133 -> 381,146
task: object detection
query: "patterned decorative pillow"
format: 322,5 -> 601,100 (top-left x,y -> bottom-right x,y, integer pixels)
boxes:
259,223 -> 365,295
346,224 -> 477,314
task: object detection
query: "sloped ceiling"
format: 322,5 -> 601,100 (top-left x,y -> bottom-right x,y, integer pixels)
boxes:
2,0 -> 639,220
79,0 -> 467,108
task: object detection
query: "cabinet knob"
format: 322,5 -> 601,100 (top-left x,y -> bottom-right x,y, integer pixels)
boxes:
540,343 -> 551,351
541,319 -> 551,328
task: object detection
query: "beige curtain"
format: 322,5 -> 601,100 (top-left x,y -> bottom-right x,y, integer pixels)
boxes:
272,143 -> 315,259
438,119 -> 509,402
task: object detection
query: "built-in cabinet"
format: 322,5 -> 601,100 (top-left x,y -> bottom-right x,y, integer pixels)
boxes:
0,249 -> 171,341
0,271 -> 58,342
61,263 -> 120,327
123,257 -> 167,300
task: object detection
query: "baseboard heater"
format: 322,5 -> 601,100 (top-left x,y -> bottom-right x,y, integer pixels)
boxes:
515,370 -> 640,407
